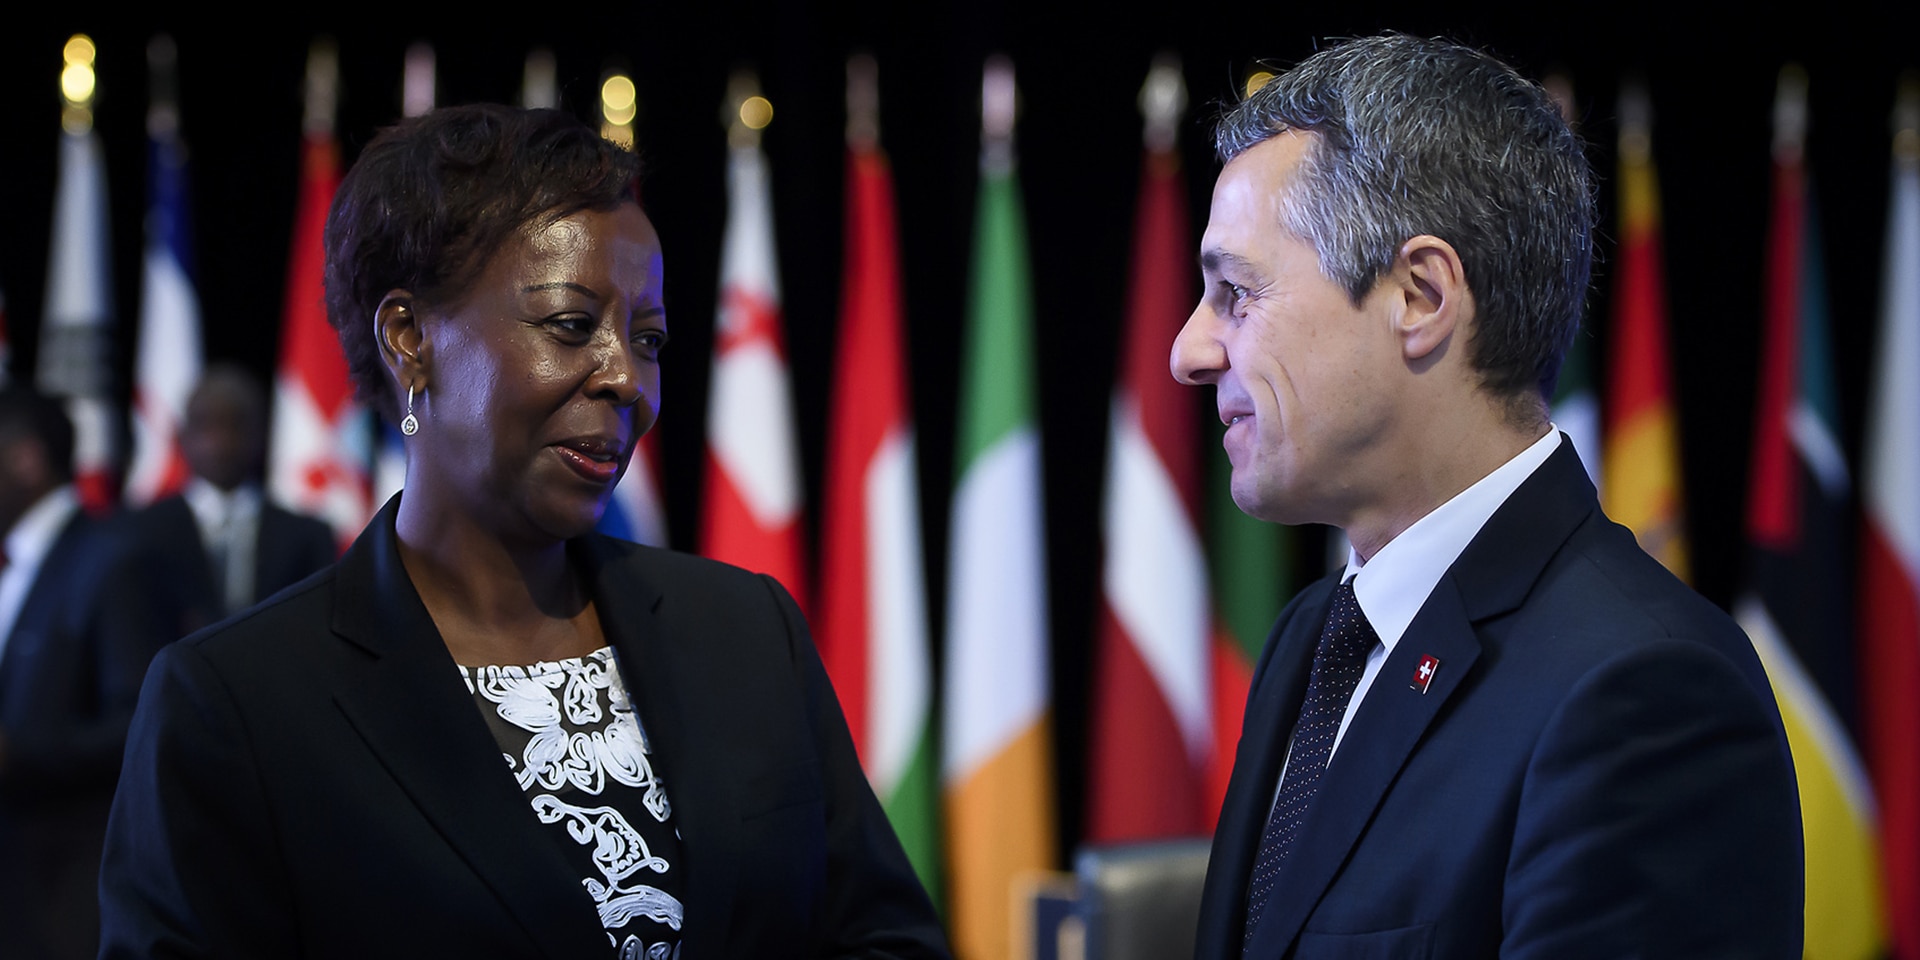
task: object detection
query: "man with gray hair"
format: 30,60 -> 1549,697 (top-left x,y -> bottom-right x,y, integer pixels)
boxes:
1177,35 -> 1801,956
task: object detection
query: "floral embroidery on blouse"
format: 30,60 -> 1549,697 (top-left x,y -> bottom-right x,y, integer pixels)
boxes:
461,647 -> 682,957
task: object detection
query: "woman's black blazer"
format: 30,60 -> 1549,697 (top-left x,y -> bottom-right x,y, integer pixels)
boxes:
100,496 -> 949,959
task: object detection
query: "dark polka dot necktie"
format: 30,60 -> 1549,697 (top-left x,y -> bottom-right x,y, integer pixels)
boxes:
1244,577 -> 1378,947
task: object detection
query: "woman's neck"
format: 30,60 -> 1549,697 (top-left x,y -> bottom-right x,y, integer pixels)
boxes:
394,494 -> 606,666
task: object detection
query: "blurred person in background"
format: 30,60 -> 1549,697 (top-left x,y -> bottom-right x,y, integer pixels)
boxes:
0,386 -> 155,960
124,363 -> 336,640
100,104 -> 947,960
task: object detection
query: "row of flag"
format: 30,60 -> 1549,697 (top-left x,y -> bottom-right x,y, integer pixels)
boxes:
19,33 -> 1920,959
1548,70 -> 1918,960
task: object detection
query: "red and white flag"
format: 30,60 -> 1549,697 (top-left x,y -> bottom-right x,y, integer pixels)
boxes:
1860,84 -> 1920,960
1086,58 -> 1211,841
269,45 -> 367,543
126,37 -> 202,506
819,75 -> 938,890
700,78 -> 809,607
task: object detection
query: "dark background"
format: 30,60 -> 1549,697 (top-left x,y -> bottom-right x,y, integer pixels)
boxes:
1,3 -> 1914,859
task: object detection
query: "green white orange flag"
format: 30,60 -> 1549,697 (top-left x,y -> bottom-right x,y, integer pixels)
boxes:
1734,68 -> 1887,959
819,57 -> 939,899
1601,84 -> 1689,580
1087,58 -> 1212,841
701,72 -> 810,609
943,56 -> 1055,960
1860,80 -> 1920,960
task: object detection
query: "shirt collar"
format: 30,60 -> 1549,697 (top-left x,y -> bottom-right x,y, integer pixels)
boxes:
7,484 -> 80,571
1343,428 -> 1562,650
184,477 -> 261,524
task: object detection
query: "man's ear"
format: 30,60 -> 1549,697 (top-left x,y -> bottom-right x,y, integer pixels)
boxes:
374,289 -> 427,393
1394,235 -> 1473,362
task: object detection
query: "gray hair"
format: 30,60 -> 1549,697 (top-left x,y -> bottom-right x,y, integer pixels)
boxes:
1216,34 -> 1594,403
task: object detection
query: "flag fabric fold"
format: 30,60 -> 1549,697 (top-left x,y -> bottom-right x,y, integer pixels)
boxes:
127,103 -> 203,506
1861,98 -> 1920,960
700,140 -> 809,608
1601,112 -> 1689,580
942,150 -> 1055,960
598,430 -> 668,547
40,123 -> 119,512
1087,146 -> 1211,841
1204,436 -> 1291,825
819,143 -> 939,896
268,133 -> 368,544
1737,119 -> 1887,959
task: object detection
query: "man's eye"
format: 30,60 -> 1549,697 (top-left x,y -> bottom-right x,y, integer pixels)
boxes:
1220,281 -> 1250,307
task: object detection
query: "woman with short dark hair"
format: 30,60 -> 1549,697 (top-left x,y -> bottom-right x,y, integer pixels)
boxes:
100,104 -> 948,960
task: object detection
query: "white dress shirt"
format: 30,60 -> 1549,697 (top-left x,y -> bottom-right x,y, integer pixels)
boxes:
183,479 -> 263,616
1268,426 -> 1565,809
1328,427 -> 1563,758
0,485 -> 82,664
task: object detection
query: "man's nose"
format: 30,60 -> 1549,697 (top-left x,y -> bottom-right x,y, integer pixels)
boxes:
1171,300 -> 1224,386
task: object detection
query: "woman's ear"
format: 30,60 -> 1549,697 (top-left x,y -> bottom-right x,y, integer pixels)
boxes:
375,289 -> 427,392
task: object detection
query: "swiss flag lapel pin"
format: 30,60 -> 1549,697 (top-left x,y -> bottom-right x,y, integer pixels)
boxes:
1410,655 -> 1440,694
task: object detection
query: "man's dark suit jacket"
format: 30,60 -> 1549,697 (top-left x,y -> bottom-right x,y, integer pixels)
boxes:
1200,441 -> 1803,959
126,494 -> 337,640
0,509 -> 159,960
100,498 -> 948,959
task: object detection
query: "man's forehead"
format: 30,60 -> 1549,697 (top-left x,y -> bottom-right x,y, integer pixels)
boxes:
1200,135 -> 1310,266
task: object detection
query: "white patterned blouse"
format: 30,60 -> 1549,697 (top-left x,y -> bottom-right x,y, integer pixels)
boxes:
460,647 -> 685,960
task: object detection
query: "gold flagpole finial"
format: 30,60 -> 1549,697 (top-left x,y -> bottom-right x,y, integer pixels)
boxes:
846,54 -> 879,150
304,39 -> 339,138
725,69 -> 772,149
601,72 -> 638,150
1139,53 -> 1186,153
61,34 -> 97,134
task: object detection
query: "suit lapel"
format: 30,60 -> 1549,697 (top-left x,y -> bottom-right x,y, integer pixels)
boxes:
157,498 -> 222,626
1196,578 -> 1331,959
1244,578 -> 1482,956
326,498 -> 607,960
0,515 -> 85,706
1245,439 -> 1597,955
578,536 -> 742,956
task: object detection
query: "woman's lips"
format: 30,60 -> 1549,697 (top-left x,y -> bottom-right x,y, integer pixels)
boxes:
554,444 -> 620,484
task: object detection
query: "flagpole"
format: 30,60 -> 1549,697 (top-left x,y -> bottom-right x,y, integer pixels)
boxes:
944,54 -> 1056,960
127,33 -> 204,506
700,68 -> 811,609
1088,53 -> 1213,843
41,33 -> 119,512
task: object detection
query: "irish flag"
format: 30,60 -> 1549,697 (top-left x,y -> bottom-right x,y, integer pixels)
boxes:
1735,68 -> 1886,958
1601,83 -> 1689,580
943,56 -> 1055,960
1861,81 -> 1920,960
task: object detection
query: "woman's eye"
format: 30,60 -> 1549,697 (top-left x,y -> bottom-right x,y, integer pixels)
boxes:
548,314 -> 596,337
634,330 -> 668,355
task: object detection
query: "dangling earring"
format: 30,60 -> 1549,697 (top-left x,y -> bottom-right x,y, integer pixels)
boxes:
400,384 -> 421,436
